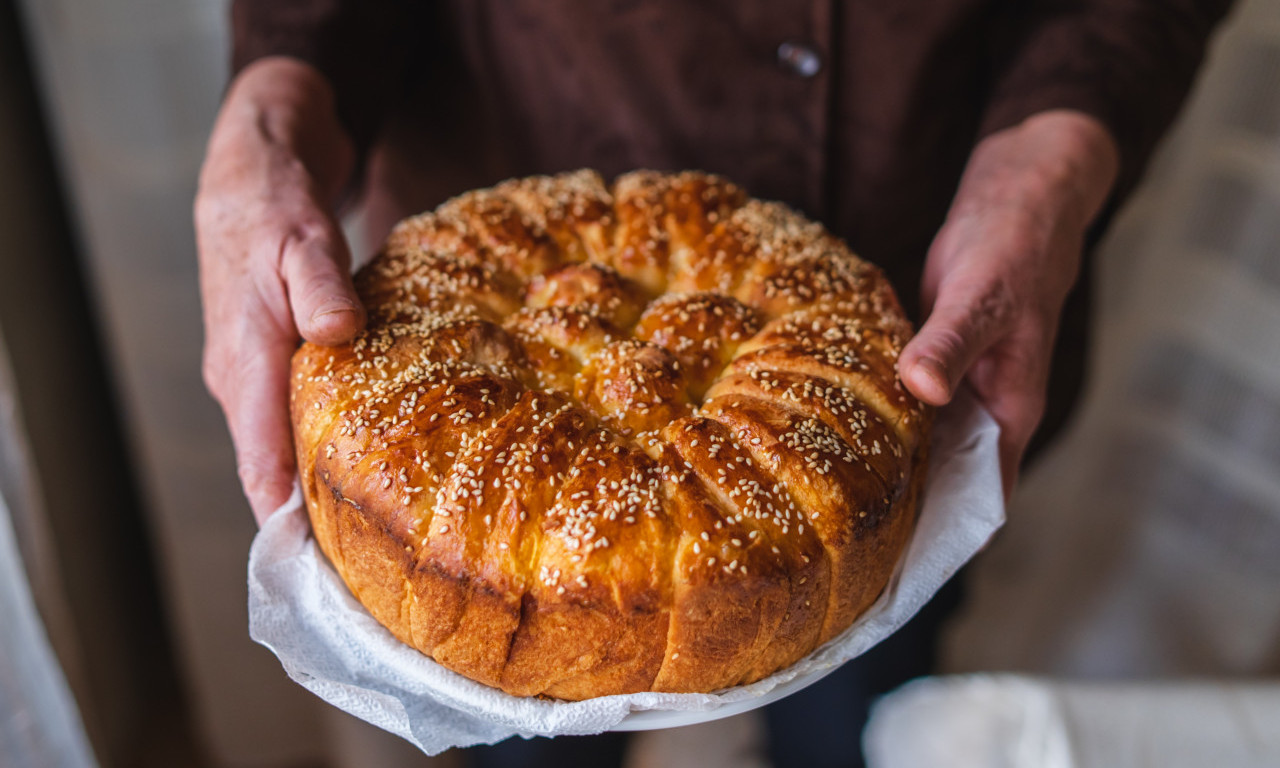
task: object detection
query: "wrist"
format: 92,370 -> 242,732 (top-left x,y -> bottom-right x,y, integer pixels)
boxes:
954,110 -> 1119,232
226,57 -> 337,136
211,57 -> 354,197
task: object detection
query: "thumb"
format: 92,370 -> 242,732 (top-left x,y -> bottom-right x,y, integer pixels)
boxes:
280,212 -> 366,345
899,277 -> 1013,406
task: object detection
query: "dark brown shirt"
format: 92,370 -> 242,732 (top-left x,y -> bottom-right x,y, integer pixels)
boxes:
232,0 -> 1230,301
230,0 -> 1232,447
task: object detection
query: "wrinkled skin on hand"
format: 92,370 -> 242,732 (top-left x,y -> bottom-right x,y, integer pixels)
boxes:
898,110 -> 1119,499
196,57 -> 365,523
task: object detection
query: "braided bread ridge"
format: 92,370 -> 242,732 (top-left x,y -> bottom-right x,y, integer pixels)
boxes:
290,170 -> 930,700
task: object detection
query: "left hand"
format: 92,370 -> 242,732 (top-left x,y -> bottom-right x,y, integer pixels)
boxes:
898,110 -> 1119,499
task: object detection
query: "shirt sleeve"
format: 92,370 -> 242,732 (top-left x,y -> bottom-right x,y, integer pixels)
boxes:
231,0 -> 412,162
980,0 -> 1236,200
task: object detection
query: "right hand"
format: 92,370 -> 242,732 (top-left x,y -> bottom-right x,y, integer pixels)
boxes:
196,57 -> 365,525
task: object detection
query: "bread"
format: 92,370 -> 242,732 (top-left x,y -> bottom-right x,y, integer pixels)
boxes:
290,170 -> 930,700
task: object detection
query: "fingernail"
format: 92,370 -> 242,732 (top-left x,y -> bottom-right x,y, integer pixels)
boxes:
918,356 -> 950,396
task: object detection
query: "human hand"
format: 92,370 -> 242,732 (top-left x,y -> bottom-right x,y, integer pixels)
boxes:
196,57 -> 364,525
898,110 -> 1119,499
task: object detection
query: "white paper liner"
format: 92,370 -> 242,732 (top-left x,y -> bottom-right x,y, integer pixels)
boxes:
248,386 -> 1004,755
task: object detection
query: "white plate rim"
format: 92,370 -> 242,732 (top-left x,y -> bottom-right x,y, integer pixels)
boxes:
610,662 -> 843,731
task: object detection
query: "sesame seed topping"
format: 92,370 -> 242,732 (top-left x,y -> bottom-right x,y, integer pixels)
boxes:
296,171 -> 920,667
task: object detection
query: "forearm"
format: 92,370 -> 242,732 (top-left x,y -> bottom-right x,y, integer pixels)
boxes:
953,110 -> 1118,235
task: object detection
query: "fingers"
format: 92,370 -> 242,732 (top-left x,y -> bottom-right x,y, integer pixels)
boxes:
198,194 -> 361,525
899,271 -> 1015,407
203,322 -> 299,525
279,213 -> 366,345
206,209 -> 360,524
965,333 -> 1050,501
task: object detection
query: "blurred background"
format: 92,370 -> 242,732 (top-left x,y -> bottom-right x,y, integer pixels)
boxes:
0,1 -> 1276,767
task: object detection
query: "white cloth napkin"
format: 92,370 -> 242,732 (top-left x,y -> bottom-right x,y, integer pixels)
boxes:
864,675 -> 1280,768
247,386 -> 1004,755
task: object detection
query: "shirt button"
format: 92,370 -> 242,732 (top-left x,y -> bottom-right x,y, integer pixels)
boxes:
777,41 -> 822,78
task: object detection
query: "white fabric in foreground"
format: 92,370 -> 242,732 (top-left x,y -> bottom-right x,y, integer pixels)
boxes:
247,388 -> 1004,755
864,675 -> 1280,768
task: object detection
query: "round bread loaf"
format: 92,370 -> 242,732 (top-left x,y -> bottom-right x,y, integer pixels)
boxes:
290,170 -> 931,700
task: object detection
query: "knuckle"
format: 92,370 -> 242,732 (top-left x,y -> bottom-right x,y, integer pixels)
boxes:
280,213 -> 350,279
925,325 -> 971,367
284,212 -> 337,253
973,274 -> 1019,329
236,451 -> 289,496
930,280 -> 1021,364
295,273 -> 350,315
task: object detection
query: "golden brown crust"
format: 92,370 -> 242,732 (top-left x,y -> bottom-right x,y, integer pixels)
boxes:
290,170 -> 931,700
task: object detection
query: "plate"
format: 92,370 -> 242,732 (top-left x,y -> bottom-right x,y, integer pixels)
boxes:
611,663 -> 842,731
250,392 -> 1003,752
